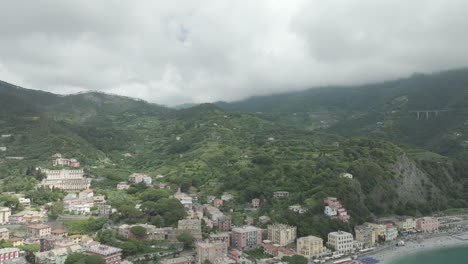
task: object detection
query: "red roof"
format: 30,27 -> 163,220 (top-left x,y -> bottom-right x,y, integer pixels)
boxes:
27,225 -> 50,229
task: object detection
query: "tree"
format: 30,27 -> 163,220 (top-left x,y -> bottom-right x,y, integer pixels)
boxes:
130,226 -> 147,238
97,229 -> 116,244
139,189 -> 171,202
65,253 -> 105,264
177,232 -> 195,249
48,201 -> 64,219
65,253 -> 87,264
281,255 -> 308,264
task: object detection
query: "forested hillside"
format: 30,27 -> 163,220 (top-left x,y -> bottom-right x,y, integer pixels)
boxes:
1,76 -> 468,237
217,68 -> 468,158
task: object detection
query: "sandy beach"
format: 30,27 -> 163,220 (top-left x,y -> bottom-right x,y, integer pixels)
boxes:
365,235 -> 468,264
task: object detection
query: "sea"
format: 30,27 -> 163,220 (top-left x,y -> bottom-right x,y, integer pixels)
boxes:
390,245 -> 468,264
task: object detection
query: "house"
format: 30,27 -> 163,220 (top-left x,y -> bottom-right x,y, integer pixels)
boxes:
8,238 -> 24,247
0,207 -> 11,224
221,193 -> 233,201
51,229 -> 68,238
259,216 -> 271,224
68,235 -> 85,244
79,189 -> 93,199
273,192 -> 289,198
267,224 -> 297,246
128,173 -> 152,185
288,205 -> 307,214
324,206 -> 337,217
207,196 -> 216,203
116,182 -> 130,190
0,228 -> 9,240
252,199 -> 261,208
213,199 -> 224,208
53,158 -> 80,168
296,236 -> 326,259
262,243 -> 295,258
231,226 -> 263,250
327,231 -> 353,254
18,198 -> 30,208
27,225 -> 51,238
339,173 -> 353,179
180,197 -> 193,208
86,244 -> 122,264
9,210 -> 46,224
98,204 -> 113,217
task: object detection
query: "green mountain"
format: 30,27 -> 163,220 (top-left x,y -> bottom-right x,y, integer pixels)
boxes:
216,68 -> 468,158
1,77 -> 468,236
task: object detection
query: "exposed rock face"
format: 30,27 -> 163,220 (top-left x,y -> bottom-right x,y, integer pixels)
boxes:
390,155 -> 442,203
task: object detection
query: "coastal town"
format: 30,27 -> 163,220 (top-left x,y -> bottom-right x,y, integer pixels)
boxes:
0,155 -> 467,264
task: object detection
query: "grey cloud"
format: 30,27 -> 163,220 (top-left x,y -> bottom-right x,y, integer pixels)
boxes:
0,0 -> 467,106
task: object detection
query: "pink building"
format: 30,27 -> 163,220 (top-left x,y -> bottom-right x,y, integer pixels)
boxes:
231,226 -> 263,250
196,241 -> 226,264
252,198 -> 261,208
53,158 -> 80,167
217,216 -> 232,231
323,197 -> 341,207
86,245 -> 122,264
323,197 -> 349,222
416,217 -> 440,232
213,199 -> 223,208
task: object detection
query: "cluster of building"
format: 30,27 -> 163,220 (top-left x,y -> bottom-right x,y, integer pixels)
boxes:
52,153 -> 80,167
323,197 -> 350,222
63,189 -> 108,215
128,173 -> 152,185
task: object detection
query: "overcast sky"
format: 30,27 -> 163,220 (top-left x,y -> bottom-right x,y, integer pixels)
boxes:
1,1 -> 467,106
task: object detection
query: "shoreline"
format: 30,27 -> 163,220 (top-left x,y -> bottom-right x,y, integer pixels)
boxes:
365,235 -> 468,264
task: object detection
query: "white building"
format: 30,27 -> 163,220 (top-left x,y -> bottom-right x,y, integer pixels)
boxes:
0,207 -> 11,225
327,231 -> 354,254
324,206 -> 337,216
40,169 -> 91,191
385,224 -> 398,241
181,197 -> 193,208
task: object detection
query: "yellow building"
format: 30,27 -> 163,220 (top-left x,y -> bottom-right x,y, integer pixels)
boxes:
365,223 -> 386,242
296,236 -> 326,259
395,218 -> 416,232
354,225 -> 376,248
267,224 -> 297,246
8,238 -> 24,247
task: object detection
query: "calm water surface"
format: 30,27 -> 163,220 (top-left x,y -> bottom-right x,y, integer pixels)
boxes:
391,245 -> 468,264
